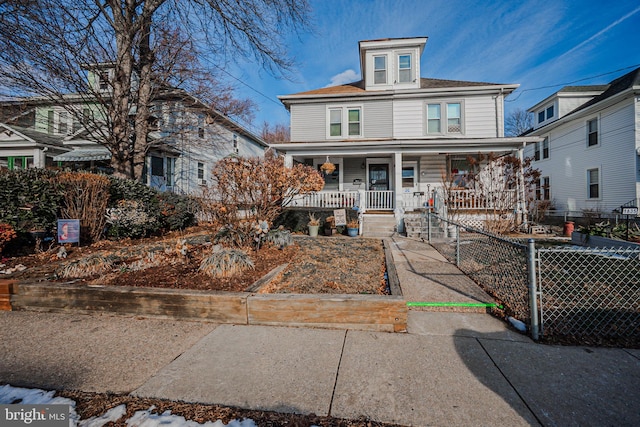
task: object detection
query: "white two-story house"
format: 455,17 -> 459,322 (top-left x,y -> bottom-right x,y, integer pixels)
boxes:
0,67 -> 267,195
272,37 -> 540,233
523,67 -> 640,218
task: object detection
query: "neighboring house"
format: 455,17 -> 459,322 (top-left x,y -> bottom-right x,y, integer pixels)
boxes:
272,37 -> 540,233
523,67 -> 640,217
0,68 -> 267,195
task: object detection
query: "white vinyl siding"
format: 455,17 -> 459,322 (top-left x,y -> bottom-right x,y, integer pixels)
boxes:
393,100 -> 423,138
524,99 -> 636,213
363,100 -> 392,138
289,104 -> 325,142
463,96 -> 498,137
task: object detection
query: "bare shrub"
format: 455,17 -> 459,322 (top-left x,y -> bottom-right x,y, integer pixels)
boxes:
56,255 -> 114,279
56,172 -> 110,242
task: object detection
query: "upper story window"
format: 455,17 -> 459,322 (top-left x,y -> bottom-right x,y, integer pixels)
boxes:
534,137 -> 550,161
587,168 -> 599,199
587,118 -> 598,147
426,102 -> 463,135
233,134 -> 239,153
374,55 -> 387,84
537,104 -> 555,124
398,54 -> 412,83
328,106 -> 362,138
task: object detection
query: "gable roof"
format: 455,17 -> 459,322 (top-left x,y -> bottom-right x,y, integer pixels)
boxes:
567,67 -> 640,115
283,77 -> 513,97
0,124 -> 65,147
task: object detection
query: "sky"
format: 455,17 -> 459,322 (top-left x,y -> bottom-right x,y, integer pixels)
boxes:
226,0 -> 640,135
0,384 -> 256,427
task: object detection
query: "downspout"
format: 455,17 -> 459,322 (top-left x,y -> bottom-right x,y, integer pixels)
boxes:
496,88 -> 504,137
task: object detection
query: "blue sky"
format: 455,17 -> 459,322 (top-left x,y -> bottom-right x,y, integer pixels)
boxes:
228,0 -> 640,134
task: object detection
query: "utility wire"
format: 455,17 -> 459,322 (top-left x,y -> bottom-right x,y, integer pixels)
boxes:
507,64 -> 640,102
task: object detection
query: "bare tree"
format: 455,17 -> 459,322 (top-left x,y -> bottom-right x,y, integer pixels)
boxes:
0,0 -> 311,180
261,122 -> 291,143
505,108 -> 533,137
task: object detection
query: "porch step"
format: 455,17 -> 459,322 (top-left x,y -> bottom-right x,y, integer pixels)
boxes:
362,214 -> 396,237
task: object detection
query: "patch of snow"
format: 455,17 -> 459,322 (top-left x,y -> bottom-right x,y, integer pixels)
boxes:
0,385 -> 255,427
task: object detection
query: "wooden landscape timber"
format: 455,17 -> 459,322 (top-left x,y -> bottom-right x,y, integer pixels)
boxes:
7,283 -> 407,333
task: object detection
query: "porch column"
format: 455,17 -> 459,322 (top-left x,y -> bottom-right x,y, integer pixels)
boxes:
283,154 -> 293,168
393,151 -> 404,233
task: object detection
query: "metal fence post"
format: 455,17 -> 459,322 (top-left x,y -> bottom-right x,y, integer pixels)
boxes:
456,224 -> 460,267
527,238 -> 539,341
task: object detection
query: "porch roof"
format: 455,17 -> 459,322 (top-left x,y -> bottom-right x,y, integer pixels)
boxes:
270,136 -> 542,157
53,146 -> 111,162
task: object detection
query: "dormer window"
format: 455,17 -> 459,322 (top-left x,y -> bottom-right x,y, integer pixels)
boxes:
537,104 -> 555,124
398,54 -> 412,83
374,55 -> 387,84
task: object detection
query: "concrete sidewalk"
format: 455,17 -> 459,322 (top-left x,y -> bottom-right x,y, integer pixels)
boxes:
1,236 -> 639,426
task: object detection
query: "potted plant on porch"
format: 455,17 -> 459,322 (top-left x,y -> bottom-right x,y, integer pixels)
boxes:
346,219 -> 359,237
308,212 -> 320,237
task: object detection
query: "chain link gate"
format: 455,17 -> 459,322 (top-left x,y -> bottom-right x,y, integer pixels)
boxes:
424,212 -> 640,345
537,247 -> 640,345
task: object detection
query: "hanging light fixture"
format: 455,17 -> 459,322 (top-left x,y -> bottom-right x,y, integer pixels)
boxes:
320,156 -> 336,175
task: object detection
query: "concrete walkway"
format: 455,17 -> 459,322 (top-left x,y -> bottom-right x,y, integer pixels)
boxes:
1,236 -> 639,426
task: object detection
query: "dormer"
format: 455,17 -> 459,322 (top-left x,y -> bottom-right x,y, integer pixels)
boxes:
84,62 -> 116,93
359,37 -> 427,91
529,85 -> 608,130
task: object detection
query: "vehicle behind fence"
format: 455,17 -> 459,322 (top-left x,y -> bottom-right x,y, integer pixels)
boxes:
422,213 -> 640,346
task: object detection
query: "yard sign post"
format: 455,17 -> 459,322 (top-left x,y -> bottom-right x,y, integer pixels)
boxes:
621,206 -> 638,241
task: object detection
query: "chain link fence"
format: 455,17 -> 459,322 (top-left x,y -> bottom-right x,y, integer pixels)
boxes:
538,247 -> 640,346
423,213 -> 640,346
424,213 -> 532,325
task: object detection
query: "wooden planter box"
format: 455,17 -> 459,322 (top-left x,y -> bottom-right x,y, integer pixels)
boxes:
7,283 -> 406,332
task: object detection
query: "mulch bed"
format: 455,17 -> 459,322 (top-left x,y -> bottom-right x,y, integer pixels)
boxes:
2,229 -> 387,295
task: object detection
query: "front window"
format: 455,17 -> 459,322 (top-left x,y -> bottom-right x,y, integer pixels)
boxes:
427,102 -> 463,135
47,110 -> 54,134
402,166 -> 415,188
374,55 -> 387,84
449,156 -> 475,189
447,103 -> 461,133
427,104 -> 441,133
318,163 -> 339,191
233,134 -> 239,153
348,109 -> 361,136
166,157 -> 175,187
58,111 -> 68,135
536,176 -> 550,200
587,118 -> 598,147
587,168 -> 599,199
329,109 -> 342,137
328,107 -> 362,138
398,54 -> 412,83
197,162 -> 205,184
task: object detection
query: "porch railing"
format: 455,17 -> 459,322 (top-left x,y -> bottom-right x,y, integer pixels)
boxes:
366,191 -> 394,210
290,188 -> 517,213
291,191 -> 360,209
446,189 -> 517,211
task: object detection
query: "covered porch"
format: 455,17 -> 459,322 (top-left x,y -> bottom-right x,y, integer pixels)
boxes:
272,138 -> 540,219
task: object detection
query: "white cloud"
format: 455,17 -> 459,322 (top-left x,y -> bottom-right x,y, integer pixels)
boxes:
325,69 -> 360,87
